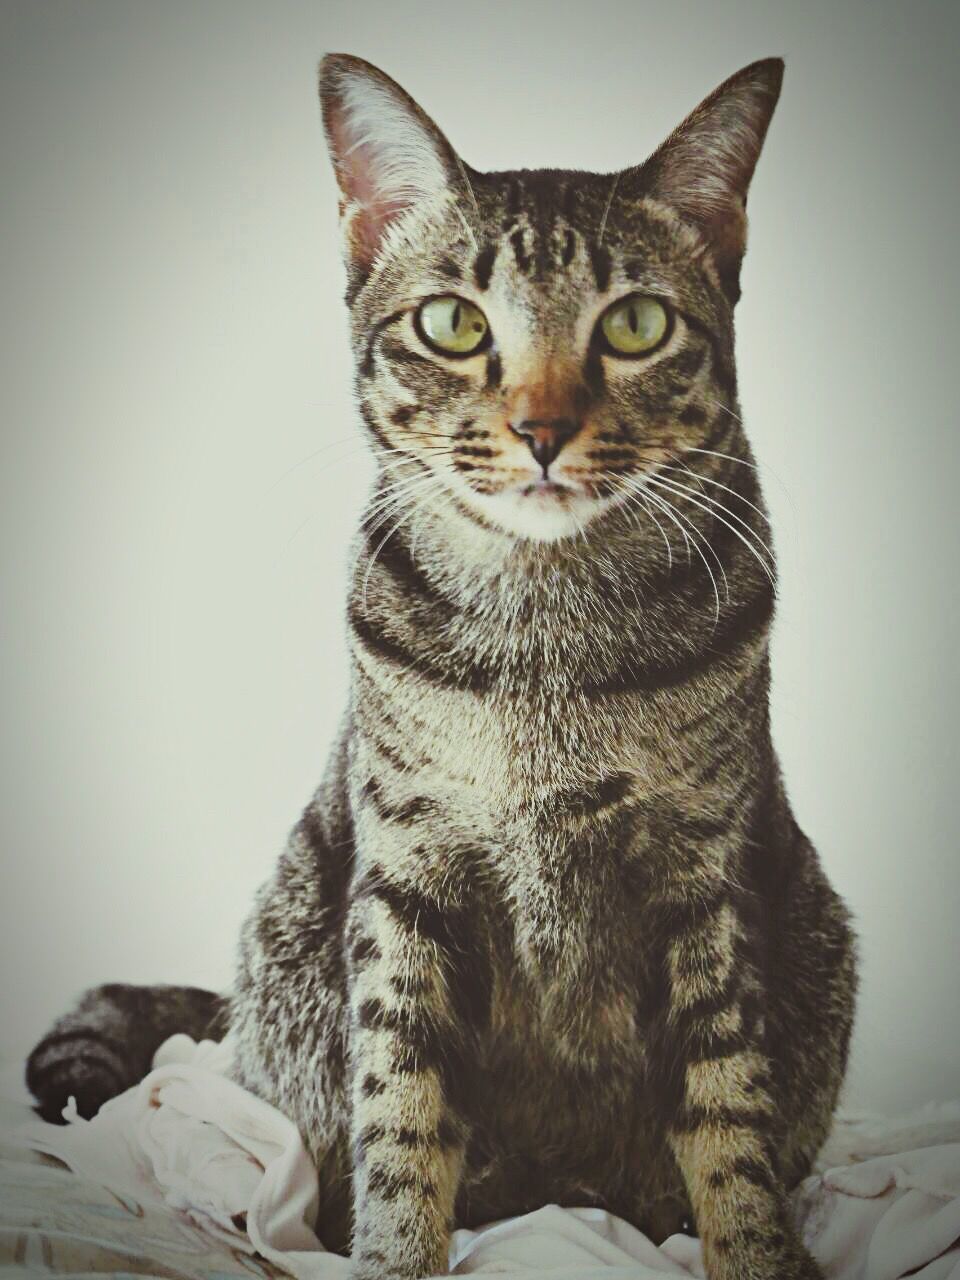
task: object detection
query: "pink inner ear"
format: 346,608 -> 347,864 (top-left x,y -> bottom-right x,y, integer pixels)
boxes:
328,111 -> 413,268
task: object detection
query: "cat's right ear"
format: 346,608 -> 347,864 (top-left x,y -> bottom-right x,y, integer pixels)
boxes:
319,54 -> 466,274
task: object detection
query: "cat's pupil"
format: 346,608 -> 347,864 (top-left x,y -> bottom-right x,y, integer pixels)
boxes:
452,302 -> 461,333
628,305 -> 638,334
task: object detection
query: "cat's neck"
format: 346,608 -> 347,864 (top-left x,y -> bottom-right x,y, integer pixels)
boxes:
371,472 -> 651,613
357,466 -> 696,679
359,453 -> 775,665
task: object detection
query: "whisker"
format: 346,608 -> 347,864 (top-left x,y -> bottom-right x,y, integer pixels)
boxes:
611,478 -> 674,570
683,433 -> 798,528
570,499 -> 591,550
280,509 -> 325,559
266,427 -> 456,494
660,463 -> 771,527
277,435 -> 456,559
648,472 -> 776,568
631,473 -> 730,590
362,505 -> 420,615
652,492 -> 724,620
709,397 -> 743,424
363,470 -> 442,537
368,460 -> 455,524
267,435 -> 369,491
361,476 -> 446,613
363,469 -> 435,523
621,476 -> 725,619
278,447 -> 393,556
647,493 -> 721,619
685,446 -> 758,471
646,475 -> 775,586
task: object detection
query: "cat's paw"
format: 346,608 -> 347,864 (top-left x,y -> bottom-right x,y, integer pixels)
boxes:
350,1255 -> 432,1280
705,1230 -> 824,1280
350,1260 -> 407,1280
350,1237 -> 447,1280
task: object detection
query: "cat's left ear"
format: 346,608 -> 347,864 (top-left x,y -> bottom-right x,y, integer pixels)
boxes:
624,58 -> 784,302
319,54 -> 469,274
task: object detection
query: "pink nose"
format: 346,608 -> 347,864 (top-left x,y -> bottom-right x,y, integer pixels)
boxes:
508,418 -> 581,473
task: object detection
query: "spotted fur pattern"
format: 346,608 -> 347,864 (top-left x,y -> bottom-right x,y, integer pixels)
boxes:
28,55 -> 856,1280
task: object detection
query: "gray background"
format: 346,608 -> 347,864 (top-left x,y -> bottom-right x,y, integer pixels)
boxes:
1,0 -> 957,1115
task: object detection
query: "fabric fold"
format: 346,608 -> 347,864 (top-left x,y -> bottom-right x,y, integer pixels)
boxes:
8,1036 -> 960,1280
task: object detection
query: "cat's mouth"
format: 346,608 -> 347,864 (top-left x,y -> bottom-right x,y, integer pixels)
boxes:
518,478 -> 573,500
456,472 -> 615,542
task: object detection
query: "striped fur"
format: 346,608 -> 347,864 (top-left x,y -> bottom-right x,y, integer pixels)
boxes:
26,984 -> 226,1124
28,56 -> 856,1280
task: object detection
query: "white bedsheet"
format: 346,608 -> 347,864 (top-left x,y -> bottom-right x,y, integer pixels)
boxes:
7,1035 -> 960,1279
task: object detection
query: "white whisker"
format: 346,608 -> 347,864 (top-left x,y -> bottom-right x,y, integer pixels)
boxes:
637,485 -> 725,620
612,479 -> 674,570
361,474 -> 445,613
708,397 -> 743,424
268,434 -> 365,492
649,471 -> 776,569
363,469 -> 442,538
617,474 -> 726,620
646,474 -> 775,586
685,446 -> 758,471
660,463 -> 771,527
596,172 -> 621,248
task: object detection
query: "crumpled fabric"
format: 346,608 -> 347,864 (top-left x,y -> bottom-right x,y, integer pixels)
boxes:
797,1113 -> 960,1280
13,1034 -> 960,1279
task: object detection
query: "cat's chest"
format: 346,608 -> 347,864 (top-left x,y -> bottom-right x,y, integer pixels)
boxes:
402,673 -> 675,820
494,963 -> 645,1070
479,846 -> 657,1068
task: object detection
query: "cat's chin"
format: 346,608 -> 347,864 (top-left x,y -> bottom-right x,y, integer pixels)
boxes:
456,482 -> 614,544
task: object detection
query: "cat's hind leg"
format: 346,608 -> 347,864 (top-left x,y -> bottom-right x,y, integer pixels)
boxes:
228,789 -> 355,1255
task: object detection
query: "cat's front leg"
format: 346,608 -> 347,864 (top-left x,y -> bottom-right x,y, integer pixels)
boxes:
655,891 -> 823,1279
345,846 -> 481,1280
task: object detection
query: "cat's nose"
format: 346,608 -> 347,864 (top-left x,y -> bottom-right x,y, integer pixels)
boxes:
509,418 -> 581,473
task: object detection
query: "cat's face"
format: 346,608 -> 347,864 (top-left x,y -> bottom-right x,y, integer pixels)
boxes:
320,57 -> 782,544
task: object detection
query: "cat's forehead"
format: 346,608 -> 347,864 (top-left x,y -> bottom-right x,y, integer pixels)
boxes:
474,169 -> 613,233
407,167 -> 707,329
471,168 -> 620,280
358,165 -> 719,336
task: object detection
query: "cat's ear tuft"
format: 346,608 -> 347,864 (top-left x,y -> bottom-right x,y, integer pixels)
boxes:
319,54 -> 464,271
631,58 -> 784,300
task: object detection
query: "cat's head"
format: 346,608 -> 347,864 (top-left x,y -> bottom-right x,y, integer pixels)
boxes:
319,55 -> 782,544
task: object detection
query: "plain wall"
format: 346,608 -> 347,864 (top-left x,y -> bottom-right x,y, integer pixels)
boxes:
1,0 -> 958,1116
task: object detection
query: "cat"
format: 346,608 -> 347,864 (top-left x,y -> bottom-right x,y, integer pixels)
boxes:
27,53 -> 857,1280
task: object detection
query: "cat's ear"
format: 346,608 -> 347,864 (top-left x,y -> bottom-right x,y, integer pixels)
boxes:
319,54 -> 466,272
626,58 -> 784,301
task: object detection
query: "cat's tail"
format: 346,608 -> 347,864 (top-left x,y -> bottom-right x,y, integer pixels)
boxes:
26,983 -> 229,1123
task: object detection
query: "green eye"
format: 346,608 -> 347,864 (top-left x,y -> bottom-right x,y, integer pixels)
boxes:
416,296 -> 490,356
599,295 -> 669,356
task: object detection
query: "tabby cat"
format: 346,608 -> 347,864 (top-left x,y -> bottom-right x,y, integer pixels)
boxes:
28,54 -> 857,1280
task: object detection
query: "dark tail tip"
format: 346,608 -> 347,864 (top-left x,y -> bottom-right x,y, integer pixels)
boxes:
28,1056 -> 124,1124
26,1033 -> 128,1125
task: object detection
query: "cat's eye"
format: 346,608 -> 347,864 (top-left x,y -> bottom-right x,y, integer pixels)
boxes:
597,295 -> 670,357
415,295 -> 490,357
